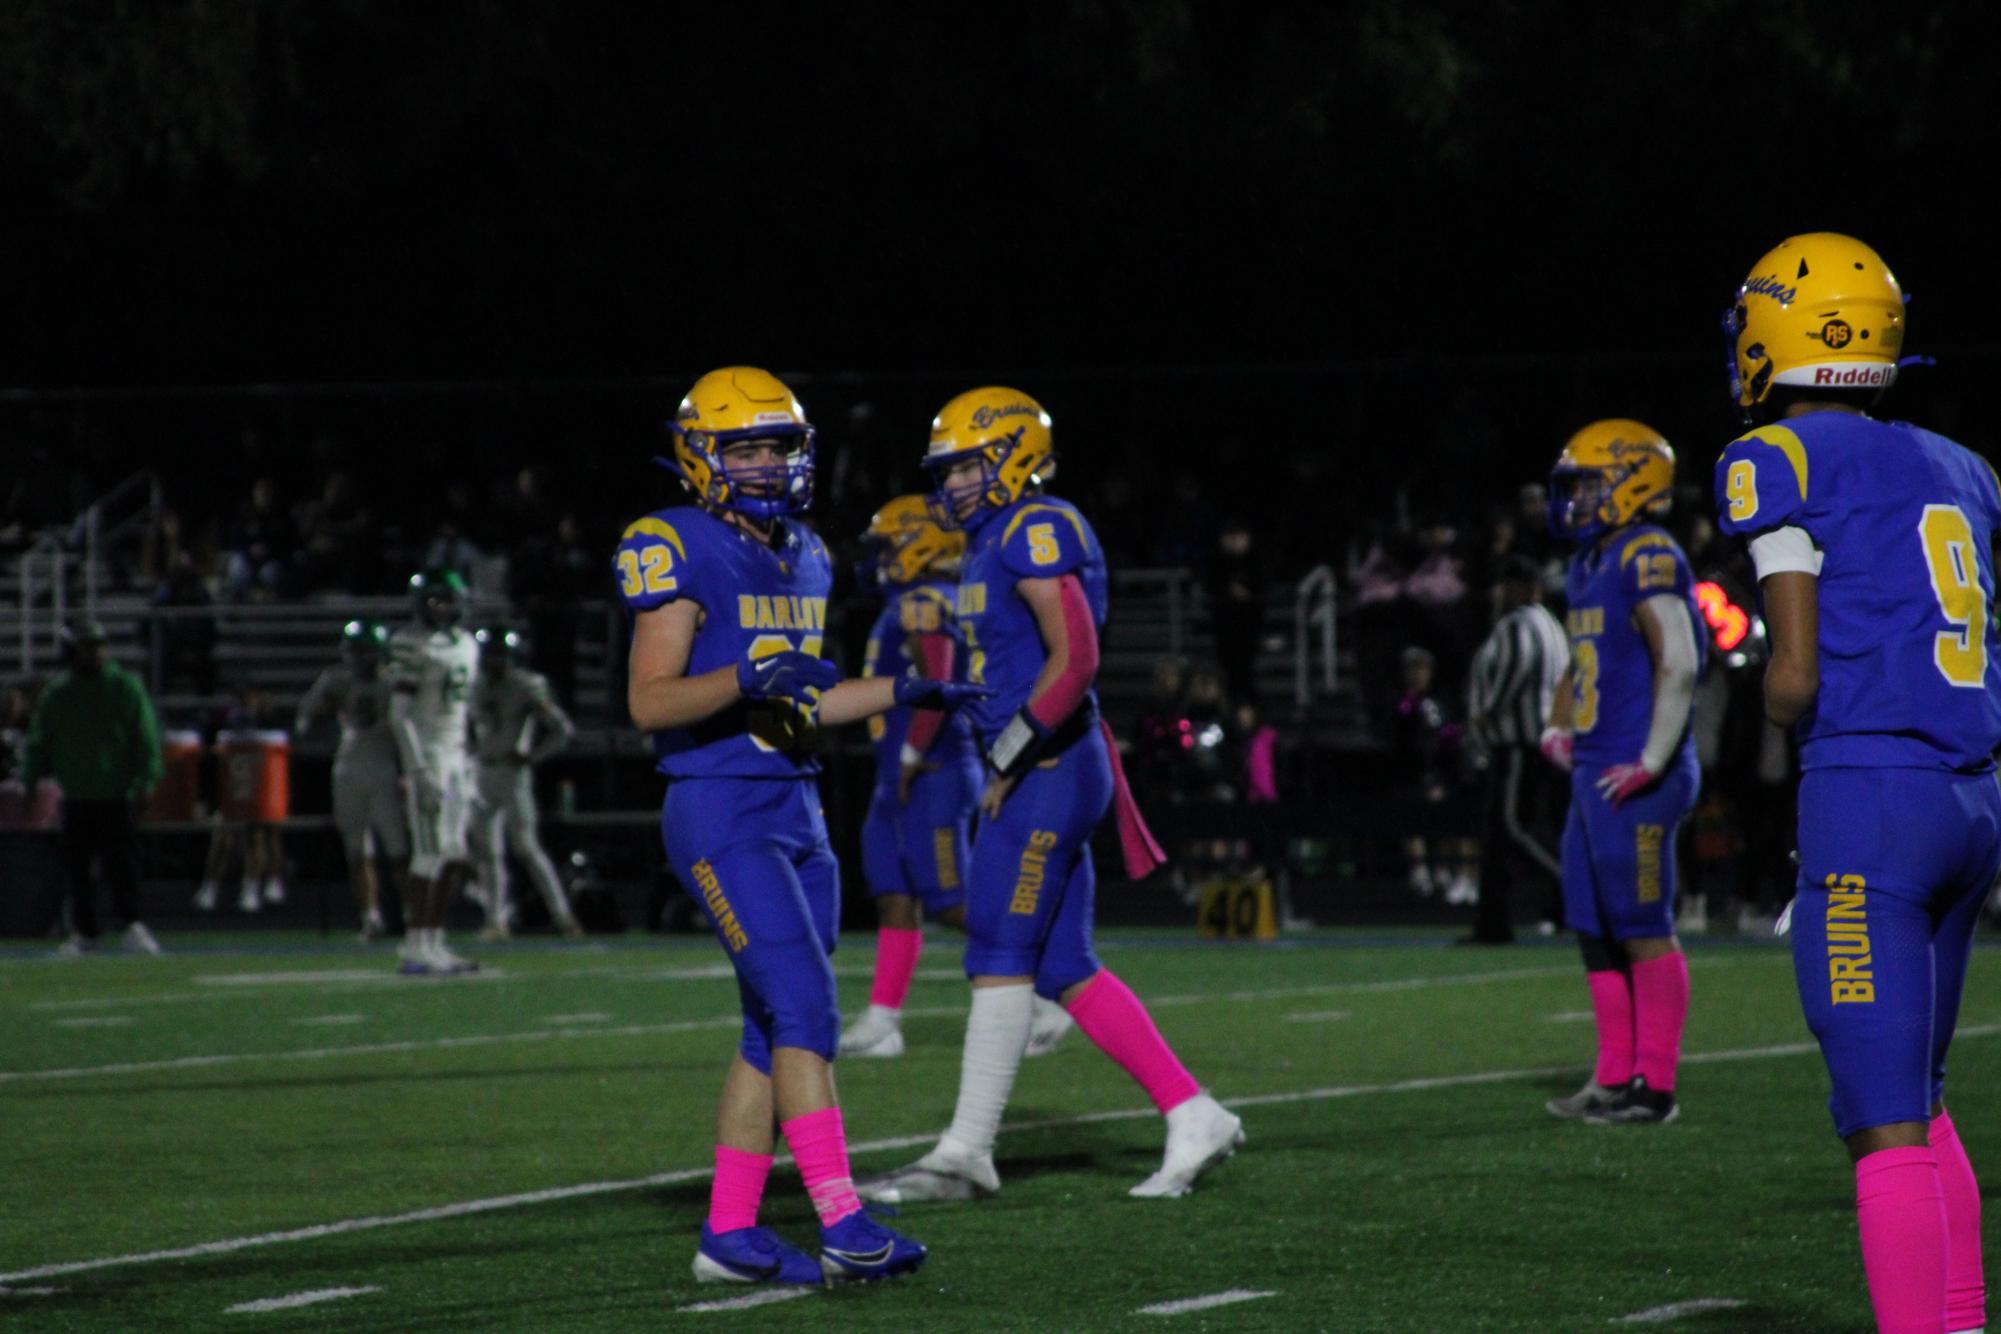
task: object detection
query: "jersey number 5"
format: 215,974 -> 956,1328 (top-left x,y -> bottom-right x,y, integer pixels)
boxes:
1570,639 -> 1600,733
1920,504 -> 1989,688
1026,523 -> 1060,566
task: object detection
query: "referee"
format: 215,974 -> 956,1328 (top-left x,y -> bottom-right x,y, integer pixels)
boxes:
1464,556 -> 1568,943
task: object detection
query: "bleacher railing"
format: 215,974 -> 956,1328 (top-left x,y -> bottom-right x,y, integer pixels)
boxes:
1293,564 -> 1337,709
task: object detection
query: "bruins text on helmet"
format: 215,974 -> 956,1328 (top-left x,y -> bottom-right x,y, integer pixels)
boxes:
659,366 -> 815,520
1548,419 -> 1675,546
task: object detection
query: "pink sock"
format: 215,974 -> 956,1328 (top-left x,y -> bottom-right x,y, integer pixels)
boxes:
1630,952 -> 1689,1092
780,1107 -> 862,1228
708,1144 -> 773,1233
1584,969 -> 1635,1088
1064,970 -> 1200,1115
1857,1146 -> 1949,1334
1932,1110 -> 1987,1332
869,927 -> 923,1010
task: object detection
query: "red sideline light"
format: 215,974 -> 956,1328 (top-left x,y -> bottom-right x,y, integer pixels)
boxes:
1693,580 -> 1750,651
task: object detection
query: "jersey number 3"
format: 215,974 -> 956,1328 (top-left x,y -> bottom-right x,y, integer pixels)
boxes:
1920,504 -> 1989,688
617,545 -> 677,599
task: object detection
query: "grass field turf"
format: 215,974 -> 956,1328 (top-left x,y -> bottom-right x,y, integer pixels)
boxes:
3,929 -> 1997,1331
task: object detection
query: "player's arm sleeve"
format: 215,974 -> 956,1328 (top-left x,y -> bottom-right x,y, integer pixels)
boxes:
613,518 -> 697,616
1714,428 -> 1810,541
1025,573 -> 1100,730
1636,592 -> 1699,775
900,631 -> 956,760
1747,526 -> 1823,580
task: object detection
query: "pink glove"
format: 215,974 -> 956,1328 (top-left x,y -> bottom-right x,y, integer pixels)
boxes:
1538,726 -> 1574,773
1595,759 -> 1658,806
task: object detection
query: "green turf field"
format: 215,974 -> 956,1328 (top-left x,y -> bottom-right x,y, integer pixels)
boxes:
2,928 -> 1993,1331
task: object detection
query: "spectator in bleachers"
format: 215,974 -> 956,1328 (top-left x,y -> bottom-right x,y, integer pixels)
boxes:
23,621 -> 164,956
1235,700 -> 1278,805
1206,518 -> 1268,707
221,476 -> 297,601
150,551 -> 220,695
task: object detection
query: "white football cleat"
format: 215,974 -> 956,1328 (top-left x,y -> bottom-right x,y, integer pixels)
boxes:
857,1143 -> 999,1204
122,922 -> 163,956
839,1005 -> 905,1058
193,882 -> 219,912
1443,873 -> 1478,907
1545,1078 -> 1624,1120
427,942 -> 481,975
1130,1094 -> 1244,1199
1024,997 -> 1074,1057
237,885 -> 261,914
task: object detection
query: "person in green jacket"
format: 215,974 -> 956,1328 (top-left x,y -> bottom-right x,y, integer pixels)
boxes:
23,621 -> 165,955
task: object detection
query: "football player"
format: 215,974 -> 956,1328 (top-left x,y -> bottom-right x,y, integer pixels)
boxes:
838,495 -> 1074,1059
619,366 -> 982,1287
1715,233 -> 1999,1334
388,568 -> 480,975
469,627 -> 582,940
1538,420 -> 1703,1126
860,387 -> 1241,1207
295,619 -> 405,940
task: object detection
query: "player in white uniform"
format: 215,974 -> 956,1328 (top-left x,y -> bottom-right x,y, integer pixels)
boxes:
470,627 -> 582,939
295,619 -> 407,940
388,569 -> 480,975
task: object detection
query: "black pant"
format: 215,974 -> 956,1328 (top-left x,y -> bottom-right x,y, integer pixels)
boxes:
1473,747 -> 1565,942
61,799 -> 143,940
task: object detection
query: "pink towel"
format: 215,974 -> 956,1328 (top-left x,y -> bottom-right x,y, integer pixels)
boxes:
1100,720 -> 1167,880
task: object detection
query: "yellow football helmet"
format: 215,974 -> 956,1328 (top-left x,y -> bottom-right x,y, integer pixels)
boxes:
1548,419 -> 1675,544
861,494 -> 966,586
1727,232 -> 1905,414
662,366 -> 815,518
921,386 -> 1054,528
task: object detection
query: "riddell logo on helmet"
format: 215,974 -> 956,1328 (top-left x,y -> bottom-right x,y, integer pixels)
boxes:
1812,365 -> 1891,387
970,403 -> 1039,429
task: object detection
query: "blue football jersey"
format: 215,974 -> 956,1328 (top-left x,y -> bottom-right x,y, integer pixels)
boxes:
613,506 -> 834,779
1715,411 -> 2001,772
1562,523 -> 1704,767
955,496 -> 1110,743
861,578 -> 975,780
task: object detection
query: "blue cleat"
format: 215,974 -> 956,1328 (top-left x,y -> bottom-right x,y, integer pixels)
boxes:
818,1208 -> 927,1283
691,1222 -> 823,1286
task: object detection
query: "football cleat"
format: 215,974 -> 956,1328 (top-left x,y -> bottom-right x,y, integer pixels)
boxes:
691,1222 -> 822,1286
838,1006 -> 905,1058
426,943 -> 481,976
1130,1094 -> 1244,1199
1545,1078 -> 1625,1120
1583,1075 -> 1679,1125
122,922 -> 163,956
1024,997 -> 1075,1057
856,1144 -> 1000,1205
818,1209 -> 927,1283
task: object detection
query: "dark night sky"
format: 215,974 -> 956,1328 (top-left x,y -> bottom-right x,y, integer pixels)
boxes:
8,1 -> 2000,390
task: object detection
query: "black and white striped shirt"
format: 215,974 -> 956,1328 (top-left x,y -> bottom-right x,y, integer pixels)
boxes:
1467,602 -> 1569,749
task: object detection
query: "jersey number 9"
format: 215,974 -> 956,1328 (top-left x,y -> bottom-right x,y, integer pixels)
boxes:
1920,504 -> 1989,688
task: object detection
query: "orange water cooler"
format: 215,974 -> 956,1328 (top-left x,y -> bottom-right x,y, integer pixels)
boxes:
145,730 -> 204,823
215,729 -> 291,823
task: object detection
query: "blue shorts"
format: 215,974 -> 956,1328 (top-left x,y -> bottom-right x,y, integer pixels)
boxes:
660,776 -> 840,1073
962,725 -> 1113,999
1792,766 -> 2001,1138
1561,745 -> 1698,941
859,755 -> 980,916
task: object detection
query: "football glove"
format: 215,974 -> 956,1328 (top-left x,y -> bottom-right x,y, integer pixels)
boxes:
1538,725 -> 1574,773
738,651 -> 841,707
892,674 -> 993,709
1594,759 -> 1657,806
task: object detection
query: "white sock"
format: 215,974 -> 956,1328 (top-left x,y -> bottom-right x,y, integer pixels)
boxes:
198,879 -> 218,896
937,984 -> 1034,1160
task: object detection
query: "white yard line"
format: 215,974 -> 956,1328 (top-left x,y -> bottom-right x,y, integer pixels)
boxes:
3,1025 -> 1958,1286
226,1285 -> 382,1313
292,1015 -> 366,1027
545,1013 -> 610,1025
0,1286 -> 64,1296
8,963 -> 1614,1077
1282,1010 -> 1351,1024
1548,1011 -> 1595,1023
1613,1297 -> 1749,1324
1138,1289 -> 1278,1316
51,1017 -> 134,1029
676,1289 -> 817,1313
